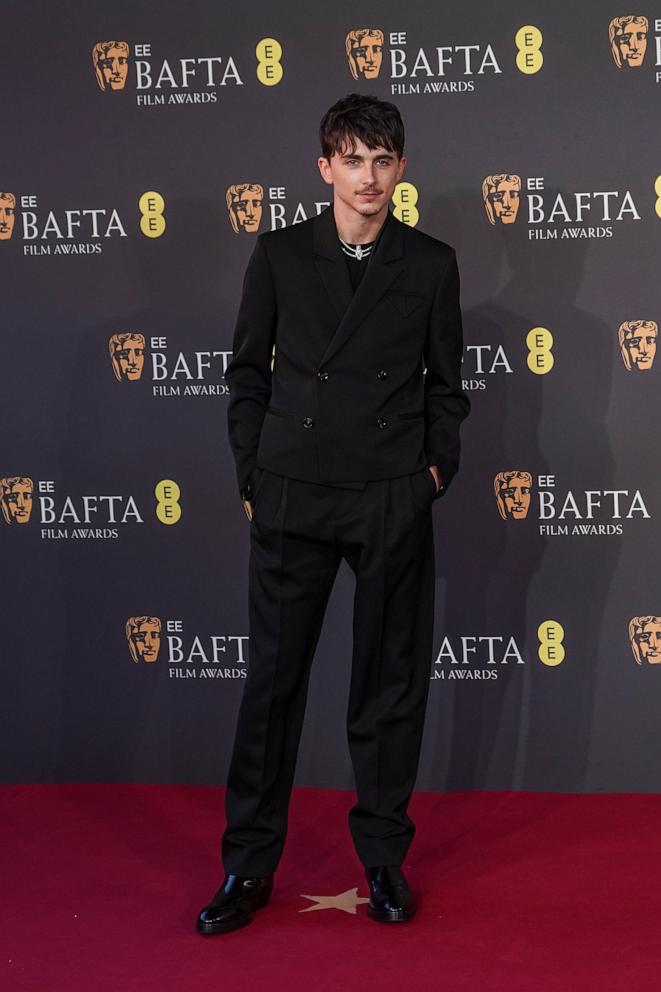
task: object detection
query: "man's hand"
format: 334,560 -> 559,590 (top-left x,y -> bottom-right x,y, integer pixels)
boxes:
428,464 -> 443,493
242,498 -> 254,522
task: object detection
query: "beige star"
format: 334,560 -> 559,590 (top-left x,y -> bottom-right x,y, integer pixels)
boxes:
299,886 -> 370,915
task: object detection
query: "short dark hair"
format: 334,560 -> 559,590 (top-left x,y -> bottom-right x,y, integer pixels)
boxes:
319,94 -> 405,161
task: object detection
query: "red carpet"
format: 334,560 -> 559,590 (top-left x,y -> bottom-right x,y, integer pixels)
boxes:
3,785 -> 660,991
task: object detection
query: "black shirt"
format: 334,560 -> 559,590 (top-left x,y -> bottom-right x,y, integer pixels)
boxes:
342,239 -> 376,292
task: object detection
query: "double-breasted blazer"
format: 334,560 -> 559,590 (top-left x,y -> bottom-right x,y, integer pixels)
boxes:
225,203 -> 470,501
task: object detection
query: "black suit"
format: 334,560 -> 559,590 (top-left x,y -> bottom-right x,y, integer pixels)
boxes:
221,204 -> 470,875
227,204 -> 469,498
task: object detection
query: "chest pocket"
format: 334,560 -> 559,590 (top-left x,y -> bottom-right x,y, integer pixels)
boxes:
385,291 -> 426,318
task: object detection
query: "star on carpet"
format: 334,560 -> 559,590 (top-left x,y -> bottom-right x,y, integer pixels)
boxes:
299,886 -> 370,914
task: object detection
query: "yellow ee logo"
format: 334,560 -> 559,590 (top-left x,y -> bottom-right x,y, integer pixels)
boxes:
256,38 -> 283,86
155,479 -> 181,525
537,620 -> 565,667
654,175 -> 661,219
139,191 -> 165,238
392,183 -> 419,226
515,25 -> 543,74
526,326 -> 554,375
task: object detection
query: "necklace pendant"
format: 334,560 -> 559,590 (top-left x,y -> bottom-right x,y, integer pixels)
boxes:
355,245 -> 363,260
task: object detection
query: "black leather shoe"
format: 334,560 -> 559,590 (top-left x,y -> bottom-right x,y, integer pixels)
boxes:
365,865 -> 417,923
196,873 -> 274,935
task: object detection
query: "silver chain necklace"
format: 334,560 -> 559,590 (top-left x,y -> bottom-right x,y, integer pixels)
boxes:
338,236 -> 375,261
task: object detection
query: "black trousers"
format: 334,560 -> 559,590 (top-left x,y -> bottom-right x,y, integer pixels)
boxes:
220,465 -> 437,875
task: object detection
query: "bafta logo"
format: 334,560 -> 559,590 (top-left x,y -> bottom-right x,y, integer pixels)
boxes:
494,471 -> 533,521
482,175 -> 521,225
92,41 -> 130,91
0,477 -> 33,525
629,616 -> 661,665
126,616 -> 162,663
345,28 -> 384,80
226,184 -> 263,234
618,320 -> 657,372
608,16 -> 648,68
0,192 -> 15,240
109,332 -> 146,382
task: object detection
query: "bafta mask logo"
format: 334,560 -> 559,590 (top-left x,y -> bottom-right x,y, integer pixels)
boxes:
629,616 -> 661,665
618,320 -> 657,372
109,332 -> 146,382
482,175 -> 521,225
92,41 -> 130,91
494,471 -> 533,521
1,476 -> 33,525
0,192 -> 15,240
126,615 -> 161,663
345,28 -> 384,80
608,16 -> 648,68
226,184 -> 263,234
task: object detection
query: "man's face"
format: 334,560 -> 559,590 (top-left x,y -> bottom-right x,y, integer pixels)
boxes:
488,180 -> 520,224
633,620 -> 661,664
498,476 -> 531,519
0,198 -> 15,239
623,325 -> 657,371
98,46 -> 129,89
113,336 -> 145,380
318,137 -> 406,219
2,480 -> 33,524
614,23 -> 647,67
349,33 -> 383,78
130,621 -> 160,662
232,189 -> 262,232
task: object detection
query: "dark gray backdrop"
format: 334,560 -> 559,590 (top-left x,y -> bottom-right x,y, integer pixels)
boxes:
2,1 -> 660,792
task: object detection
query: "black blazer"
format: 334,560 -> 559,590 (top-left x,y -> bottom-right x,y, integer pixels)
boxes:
226,203 -> 470,501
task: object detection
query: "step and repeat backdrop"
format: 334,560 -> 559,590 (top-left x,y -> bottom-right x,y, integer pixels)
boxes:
3,1 -> 660,792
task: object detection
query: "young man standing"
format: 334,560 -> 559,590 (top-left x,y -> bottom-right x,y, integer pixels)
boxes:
197,93 -> 470,934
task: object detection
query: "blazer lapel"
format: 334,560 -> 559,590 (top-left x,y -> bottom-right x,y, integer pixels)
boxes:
312,204 -> 405,367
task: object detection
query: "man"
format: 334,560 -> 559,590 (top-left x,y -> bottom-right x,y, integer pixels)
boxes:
197,93 -> 470,935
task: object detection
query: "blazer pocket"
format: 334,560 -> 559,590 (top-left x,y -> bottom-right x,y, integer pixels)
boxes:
266,405 -> 298,419
385,290 -> 425,317
396,410 -> 425,420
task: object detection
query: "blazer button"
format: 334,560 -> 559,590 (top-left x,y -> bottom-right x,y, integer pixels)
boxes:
317,370 -> 329,380
377,418 -> 388,429
376,369 -> 388,380
302,417 -> 314,428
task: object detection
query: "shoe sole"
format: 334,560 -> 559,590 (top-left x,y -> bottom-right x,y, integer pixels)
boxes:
367,902 -> 417,923
196,890 -> 272,936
